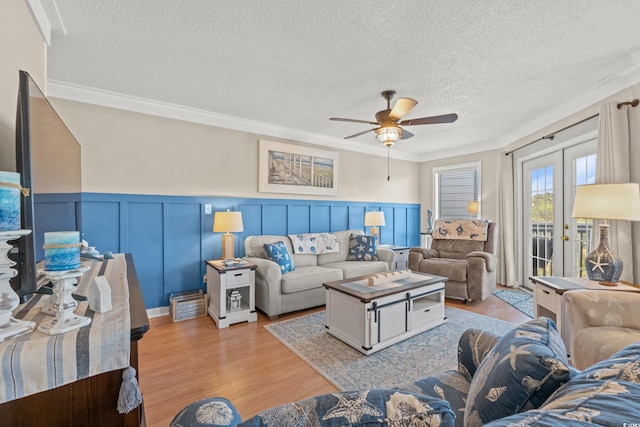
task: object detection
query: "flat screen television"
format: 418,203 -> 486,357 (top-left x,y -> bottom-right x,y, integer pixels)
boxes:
11,70 -> 82,301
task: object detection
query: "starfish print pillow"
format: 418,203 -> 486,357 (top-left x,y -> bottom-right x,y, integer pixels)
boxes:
347,234 -> 378,261
463,317 -> 572,427
264,241 -> 295,274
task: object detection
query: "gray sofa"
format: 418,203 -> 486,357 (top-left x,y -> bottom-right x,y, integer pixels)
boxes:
409,220 -> 497,302
244,230 -> 393,320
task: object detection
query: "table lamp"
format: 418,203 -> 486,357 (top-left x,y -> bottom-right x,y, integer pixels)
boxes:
571,183 -> 640,282
364,211 -> 385,243
467,201 -> 479,218
213,210 -> 244,260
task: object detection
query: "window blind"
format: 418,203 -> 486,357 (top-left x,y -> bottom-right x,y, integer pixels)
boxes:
436,167 -> 479,219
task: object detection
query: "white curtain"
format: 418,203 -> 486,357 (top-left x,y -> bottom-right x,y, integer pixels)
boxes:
497,152 -> 518,287
596,101 -> 635,282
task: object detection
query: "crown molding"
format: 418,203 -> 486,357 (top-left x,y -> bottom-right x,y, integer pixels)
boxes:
48,53 -> 640,164
46,80 -> 418,161
25,0 -> 66,46
413,52 -> 640,162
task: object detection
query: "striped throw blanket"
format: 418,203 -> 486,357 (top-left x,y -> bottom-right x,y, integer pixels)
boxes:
0,254 -> 130,403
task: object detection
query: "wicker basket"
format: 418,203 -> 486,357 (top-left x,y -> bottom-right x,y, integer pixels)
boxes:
169,290 -> 208,322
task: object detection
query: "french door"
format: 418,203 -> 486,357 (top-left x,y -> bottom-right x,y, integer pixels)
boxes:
521,139 -> 597,286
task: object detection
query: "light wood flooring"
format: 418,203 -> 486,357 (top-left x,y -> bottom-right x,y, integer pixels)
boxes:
138,286 -> 531,427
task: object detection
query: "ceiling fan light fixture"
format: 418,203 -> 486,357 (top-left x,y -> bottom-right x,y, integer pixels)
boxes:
375,126 -> 401,147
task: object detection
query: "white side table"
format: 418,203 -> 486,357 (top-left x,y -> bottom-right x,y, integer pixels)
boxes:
379,245 -> 410,271
529,276 -> 640,352
206,260 -> 257,328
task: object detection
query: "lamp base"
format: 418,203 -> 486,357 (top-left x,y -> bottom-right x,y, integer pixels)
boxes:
585,224 -> 623,283
221,233 -> 235,260
369,226 -> 380,244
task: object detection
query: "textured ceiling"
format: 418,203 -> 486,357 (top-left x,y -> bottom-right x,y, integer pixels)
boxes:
45,1 -> 640,161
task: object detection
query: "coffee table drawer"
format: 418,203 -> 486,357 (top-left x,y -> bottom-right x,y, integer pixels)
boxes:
413,300 -> 444,328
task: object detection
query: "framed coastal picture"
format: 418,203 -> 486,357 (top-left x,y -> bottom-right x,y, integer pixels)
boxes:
258,140 -> 339,196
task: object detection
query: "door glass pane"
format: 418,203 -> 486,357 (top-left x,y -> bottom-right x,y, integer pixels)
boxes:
530,166 -> 554,275
572,153 -> 596,277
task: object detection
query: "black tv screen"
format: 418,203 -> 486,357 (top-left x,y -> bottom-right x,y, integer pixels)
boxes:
12,70 -> 82,301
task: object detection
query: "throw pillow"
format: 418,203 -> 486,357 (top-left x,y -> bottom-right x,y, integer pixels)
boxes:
239,389 -> 455,427
170,397 -> 242,427
347,233 -> 378,261
484,342 -> 640,426
264,241 -> 294,274
463,317 -> 572,427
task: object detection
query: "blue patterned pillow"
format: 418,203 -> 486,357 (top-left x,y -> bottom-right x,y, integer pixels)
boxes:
264,241 -> 294,274
464,317 -> 572,427
239,389 -> 454,426
347,234 -> 378,261
170,397 -> 241,427
484,342 -> 640,426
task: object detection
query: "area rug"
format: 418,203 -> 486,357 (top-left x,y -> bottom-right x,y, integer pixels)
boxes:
264,307 -> 515,391
493,288 -> 534,318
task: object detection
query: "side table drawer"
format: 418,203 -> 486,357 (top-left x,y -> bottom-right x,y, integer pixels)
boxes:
395,249 -> 409,263
534,285 -> 558,310
225,269 -> 252,287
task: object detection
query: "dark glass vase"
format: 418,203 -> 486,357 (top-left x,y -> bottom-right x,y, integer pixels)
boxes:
585,224 -> 623,283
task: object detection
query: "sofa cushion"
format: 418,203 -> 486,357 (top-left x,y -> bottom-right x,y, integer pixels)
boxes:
404,372 -> 471,427
322,260 -> 388,279
464,317 -> 572,427
419,258 -> 467,282
484,342 -> 640,426
239,389 -> 455,427
347,233 -> 378,261
264,241 -> 295,274
434,240 -> 485,260
280,266 -> 343,294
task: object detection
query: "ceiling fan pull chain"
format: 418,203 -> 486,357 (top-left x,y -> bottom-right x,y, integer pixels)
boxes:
387,147 -> 391,181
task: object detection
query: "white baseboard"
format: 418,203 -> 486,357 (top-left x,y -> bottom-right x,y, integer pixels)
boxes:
147,306 -> 169,318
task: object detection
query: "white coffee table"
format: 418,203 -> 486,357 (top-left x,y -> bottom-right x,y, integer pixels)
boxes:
324,272 -> 447,355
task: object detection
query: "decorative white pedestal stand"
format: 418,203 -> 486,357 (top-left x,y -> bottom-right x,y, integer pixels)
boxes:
38,265 -> 91,335
0,229 -> 36,343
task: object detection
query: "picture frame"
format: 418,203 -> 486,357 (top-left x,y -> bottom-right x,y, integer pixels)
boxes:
258,140 -> 339,196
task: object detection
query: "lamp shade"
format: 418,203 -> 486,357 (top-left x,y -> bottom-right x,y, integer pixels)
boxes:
364,211 -> 386,227
571,183 -> 640,221
375,126 -> 401,147
467,201 -> 479,214
213,211 -> 244,233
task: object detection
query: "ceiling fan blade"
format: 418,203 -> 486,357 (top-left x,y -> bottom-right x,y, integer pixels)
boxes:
399,128 -> 414,139
344,128 -> 377,139
400,113 -> 458,126
330,117 -> 379,125
389,98 -> 418,120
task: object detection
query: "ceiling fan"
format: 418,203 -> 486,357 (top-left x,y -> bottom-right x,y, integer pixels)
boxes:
330,90 -> 458,147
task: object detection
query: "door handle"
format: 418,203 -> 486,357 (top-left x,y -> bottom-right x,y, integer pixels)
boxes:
561,235 -> 569,241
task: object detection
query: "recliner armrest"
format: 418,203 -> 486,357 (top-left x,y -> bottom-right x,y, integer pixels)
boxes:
466,251 -> 496,272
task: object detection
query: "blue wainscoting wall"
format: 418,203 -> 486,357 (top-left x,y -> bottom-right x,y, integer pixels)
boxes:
34,193 -> 420,309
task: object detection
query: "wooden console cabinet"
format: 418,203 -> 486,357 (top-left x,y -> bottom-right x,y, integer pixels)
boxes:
0,254 -> 150,427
